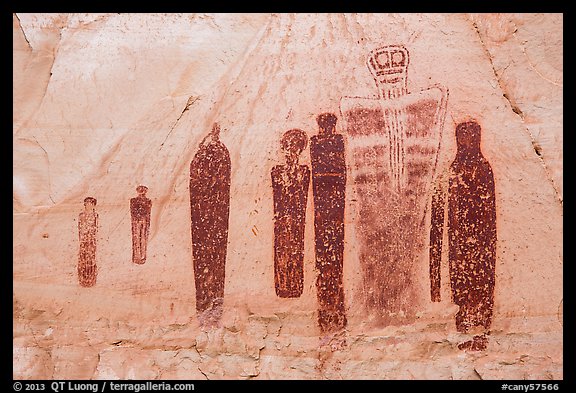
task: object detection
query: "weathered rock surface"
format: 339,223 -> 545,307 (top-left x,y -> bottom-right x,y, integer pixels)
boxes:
13,13 -> 562,380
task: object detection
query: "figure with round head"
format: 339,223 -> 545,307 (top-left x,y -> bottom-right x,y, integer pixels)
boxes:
271,129 -> 310,298
130,185 -> 152,265
429,120 -> 497,351
455,120 -> 482,157
316,112 -> 338,134
84,196 -> 97,208
280,128 -> 308,168
310,113 -> 348,335
78,196 -> 98,287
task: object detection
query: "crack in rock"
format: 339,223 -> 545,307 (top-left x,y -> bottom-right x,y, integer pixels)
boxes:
15,13 -> 32,50
471,19 -> 563,206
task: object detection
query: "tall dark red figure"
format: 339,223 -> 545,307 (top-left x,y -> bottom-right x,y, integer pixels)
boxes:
430,121 -> 497,351
190,123 -> 231,327
310,113 -> 347,334
271,129 -> 310,298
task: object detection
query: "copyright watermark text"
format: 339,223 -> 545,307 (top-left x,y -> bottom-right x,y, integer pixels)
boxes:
502,384 -> 559,391
13,382 -> 194,393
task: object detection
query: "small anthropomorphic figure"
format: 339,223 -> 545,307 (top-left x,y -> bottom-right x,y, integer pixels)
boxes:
429,120 -> 497,351
130,185 -> 152,265
271,128 -> 310,298
78,196 -> 98,287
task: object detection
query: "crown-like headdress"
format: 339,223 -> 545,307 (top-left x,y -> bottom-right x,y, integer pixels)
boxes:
367,45 -> 409,99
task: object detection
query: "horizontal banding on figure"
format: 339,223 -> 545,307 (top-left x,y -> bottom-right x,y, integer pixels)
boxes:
340,46 -> 447,326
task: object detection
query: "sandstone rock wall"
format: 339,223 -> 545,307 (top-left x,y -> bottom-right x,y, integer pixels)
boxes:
13,13 -> 562,380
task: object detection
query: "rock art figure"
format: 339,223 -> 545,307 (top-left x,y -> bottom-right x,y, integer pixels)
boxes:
130,185 -> 152,265
271,129 -> 310,298
78,196 -> 98,287
340,45 -> 448,326
190,123 -> 231,327
429,120 -> 497,351
310,113 -> 347,334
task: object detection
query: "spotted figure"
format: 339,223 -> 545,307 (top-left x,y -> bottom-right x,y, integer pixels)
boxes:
310,113 -> 347,334
271,129 -> 310,298
78,196 -> 98,287
190,122 -> 231,327
429,120 -> 497,351
130,185 -> 152,265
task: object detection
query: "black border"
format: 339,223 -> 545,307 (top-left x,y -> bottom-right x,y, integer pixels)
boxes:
7,2 -> 570,13
9,3 -> 570,391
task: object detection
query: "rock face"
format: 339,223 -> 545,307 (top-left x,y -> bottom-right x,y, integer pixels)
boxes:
13,13 -> 563,380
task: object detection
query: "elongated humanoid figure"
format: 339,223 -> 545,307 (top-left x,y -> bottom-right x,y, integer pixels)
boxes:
430,120 -> 497,351
130,185 -> 151,265
310,113 -> 347,334
190,123 -> 231,327
78,196 -> 98,287
272,129 -> 310,298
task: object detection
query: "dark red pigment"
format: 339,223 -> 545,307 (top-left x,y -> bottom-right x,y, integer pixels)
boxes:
310,113 -> 347,333
190,123 -> 231,325
343,103 -> 441,326
78,196 -> 98,287
429,121 -> 497,351
130,185 -> 152,265
339,44 -> 447,326
271,129 -> 310,298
